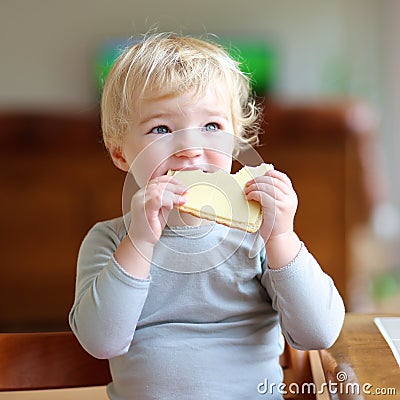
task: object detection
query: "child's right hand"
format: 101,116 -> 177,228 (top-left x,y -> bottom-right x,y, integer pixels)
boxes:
128,175 -> 187,248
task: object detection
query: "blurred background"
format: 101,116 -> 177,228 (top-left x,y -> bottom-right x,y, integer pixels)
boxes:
1,0 -> 399,332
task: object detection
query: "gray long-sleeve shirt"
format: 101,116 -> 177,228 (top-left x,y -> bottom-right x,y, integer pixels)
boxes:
69,217 -> 345,400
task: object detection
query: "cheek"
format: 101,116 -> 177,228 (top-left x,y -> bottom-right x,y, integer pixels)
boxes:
204,131 -> 234,171
128,137 -> 174,186
207,151 -> 233,172
213,136 -> 234,171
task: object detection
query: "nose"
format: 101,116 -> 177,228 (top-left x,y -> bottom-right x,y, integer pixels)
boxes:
173,130 -> 204,158
174,146 -> 203,158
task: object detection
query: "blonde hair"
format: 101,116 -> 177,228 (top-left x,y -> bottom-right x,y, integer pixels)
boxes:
101,32 -> 261,153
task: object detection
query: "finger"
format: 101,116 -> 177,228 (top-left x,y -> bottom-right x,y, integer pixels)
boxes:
244,182 -> 276,200
149,174 -> 185,187
245,172 -> 274,187
157,192 -> 187,226
266,170 -> 294,188
168,182 -> 188,195
147,180 -> 188,197
245,176 -> 291,197
246,169 -> 293,190
244,174 -> 274,193
146,185 -> 186,209
245,181 -> 289,200
245,188 -> 275,208
170,192 -> 187,206
159,175 -> 188,192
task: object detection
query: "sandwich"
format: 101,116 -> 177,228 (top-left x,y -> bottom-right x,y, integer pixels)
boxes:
167,163 -> 274,232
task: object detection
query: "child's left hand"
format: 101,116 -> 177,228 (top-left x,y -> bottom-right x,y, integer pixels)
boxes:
244,169 -> 298,243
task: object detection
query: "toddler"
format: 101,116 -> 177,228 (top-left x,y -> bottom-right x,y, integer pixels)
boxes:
69,32 -> 345,400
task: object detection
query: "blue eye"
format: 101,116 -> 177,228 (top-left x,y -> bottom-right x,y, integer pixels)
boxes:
203,123 -> 220,132
150,125 -> 170,134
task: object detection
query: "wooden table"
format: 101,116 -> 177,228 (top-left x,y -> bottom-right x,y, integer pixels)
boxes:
314,313 -> 399,399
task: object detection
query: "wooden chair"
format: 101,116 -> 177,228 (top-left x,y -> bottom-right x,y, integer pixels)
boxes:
0,330 -> 315,399
0,331 -> 111,391
280,345 -> 316,400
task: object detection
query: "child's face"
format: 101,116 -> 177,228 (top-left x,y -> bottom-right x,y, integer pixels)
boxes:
111,83 -> 236,187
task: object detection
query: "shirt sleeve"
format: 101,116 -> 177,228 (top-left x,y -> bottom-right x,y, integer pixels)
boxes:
261,243 -> 345,350
69,220 -> 150,359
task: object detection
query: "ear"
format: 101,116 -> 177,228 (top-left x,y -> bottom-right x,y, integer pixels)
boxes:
109,145 -> 131,172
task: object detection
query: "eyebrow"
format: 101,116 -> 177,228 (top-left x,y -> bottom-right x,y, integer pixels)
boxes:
138,108 -> 230,127
202,108 -> 230,121
139,103 -> 229,126
138,112 -> 170,126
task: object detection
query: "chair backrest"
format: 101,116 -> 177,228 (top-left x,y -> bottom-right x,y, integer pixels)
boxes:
281,345 -> 315,400
0,330 -> 315,399
0,331 -> 111,391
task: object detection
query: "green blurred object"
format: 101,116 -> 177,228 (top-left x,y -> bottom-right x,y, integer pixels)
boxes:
94,37 -> 278,96
218,38 -> 278,95
370,269 -> 400,301
93,38 -> 138,95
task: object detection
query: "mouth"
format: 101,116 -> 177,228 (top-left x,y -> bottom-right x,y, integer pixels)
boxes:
168,166 -> 211,174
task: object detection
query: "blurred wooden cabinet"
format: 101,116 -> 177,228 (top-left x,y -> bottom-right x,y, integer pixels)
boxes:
0,112 -> 126,331
255,101 -> 378,306
0,101 -> 377,331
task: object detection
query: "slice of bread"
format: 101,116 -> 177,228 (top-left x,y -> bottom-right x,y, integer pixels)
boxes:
168,163 -> 274,232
